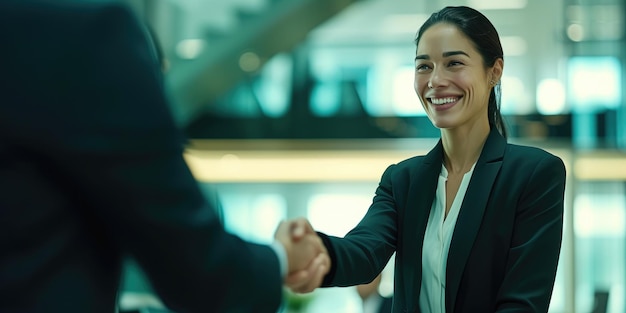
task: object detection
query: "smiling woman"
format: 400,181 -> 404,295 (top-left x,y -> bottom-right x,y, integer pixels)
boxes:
414,24 -> 501,135
413,9 -> 505,140
280,6 -> 567,313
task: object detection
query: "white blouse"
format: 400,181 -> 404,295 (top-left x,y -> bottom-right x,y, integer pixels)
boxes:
419,162 -> 476,313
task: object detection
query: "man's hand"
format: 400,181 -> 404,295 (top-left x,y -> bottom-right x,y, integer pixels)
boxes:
274,218 -> 331,293
275,218 -> 322,272
285,252 -> 331,293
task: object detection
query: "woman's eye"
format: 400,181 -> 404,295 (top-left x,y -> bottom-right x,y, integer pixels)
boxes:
448,60 -> 463,67
415,64 -> 431,72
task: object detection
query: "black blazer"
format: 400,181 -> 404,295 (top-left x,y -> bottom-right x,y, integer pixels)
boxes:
0,1 -> 281,312
379,296 -> 393,313
320,129 -> 566,313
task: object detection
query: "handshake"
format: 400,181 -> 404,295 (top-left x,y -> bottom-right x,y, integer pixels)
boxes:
274,218 -> 331,293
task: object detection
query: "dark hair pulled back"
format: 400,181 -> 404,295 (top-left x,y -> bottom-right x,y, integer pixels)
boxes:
415,6 -> 507,138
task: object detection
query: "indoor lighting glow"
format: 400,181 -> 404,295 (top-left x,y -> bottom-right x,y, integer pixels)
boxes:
221,194 -> 286,244
468,0 -> 527,10
391,66 -> 426,116
575,154 -> 626,181
568,56 -> 621,112
308,194 -> 371,237
500,76 -> 532,114
567,24 -> 585,42
239,51 -> 261,72
381,14 -> 429,34
500,36 -> 527,56
575,194 -> 625,237
536,79 -> 566,115
176,39 -> 205,59
183,149 -> 421,182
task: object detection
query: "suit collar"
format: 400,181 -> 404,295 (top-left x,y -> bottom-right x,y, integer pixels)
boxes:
424,128 -> 506,166
400,141 -> 442,309
477,128 -> 507,164
400,129 -> 507,311
445,128 -> 506,312
423,138 -> 443,165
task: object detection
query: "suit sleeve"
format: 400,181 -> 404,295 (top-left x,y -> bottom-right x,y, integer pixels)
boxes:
320,164 -> 398,287
7,4 -> 282,313
496,154 -> 566,312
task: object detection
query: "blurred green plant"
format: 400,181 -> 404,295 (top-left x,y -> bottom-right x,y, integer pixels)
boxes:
282,288 -> 314,312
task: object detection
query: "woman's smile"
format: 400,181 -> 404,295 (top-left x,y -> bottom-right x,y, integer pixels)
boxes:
428,96 -> 462,111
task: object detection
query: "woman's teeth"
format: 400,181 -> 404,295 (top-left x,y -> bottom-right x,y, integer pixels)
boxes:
430,97 -> 458,105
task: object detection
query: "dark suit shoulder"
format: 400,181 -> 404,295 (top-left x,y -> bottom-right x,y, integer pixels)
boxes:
0,0 -> 137,49
505,143 -> 563,164
0,0 -> 131,22
376,155 -> 428,184
1,0 -> 141,70
395,154 -> 427,169
502,143 -> 566,185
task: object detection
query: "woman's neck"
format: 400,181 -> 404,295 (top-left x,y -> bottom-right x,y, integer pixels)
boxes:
441,123 -> 490,175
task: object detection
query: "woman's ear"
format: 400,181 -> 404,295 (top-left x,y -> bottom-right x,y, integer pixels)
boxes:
491,58 -> 504,83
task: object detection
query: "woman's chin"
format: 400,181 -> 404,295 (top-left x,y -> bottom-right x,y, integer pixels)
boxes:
430,119 -> 455,130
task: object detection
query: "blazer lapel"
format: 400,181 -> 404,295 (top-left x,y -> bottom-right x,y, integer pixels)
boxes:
402,140 -> 442,309
445,129 -> 506,313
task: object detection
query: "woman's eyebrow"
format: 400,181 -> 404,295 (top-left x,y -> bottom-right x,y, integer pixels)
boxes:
415,50 -> 469,61
443,50 -> 469,57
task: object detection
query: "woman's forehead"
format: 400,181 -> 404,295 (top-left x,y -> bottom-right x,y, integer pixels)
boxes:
416,23 -> 476,56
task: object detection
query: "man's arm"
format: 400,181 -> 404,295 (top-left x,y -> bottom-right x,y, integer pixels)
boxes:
3,2 -> 282,312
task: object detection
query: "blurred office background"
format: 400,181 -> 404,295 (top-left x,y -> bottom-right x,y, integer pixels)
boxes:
118,0 -> 626,312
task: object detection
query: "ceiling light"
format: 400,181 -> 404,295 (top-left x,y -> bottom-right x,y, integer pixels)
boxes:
500,36 -> 527,56
381,14 -> 429,34
467,0 -> 527,10
567,24 -> 585,42
176,39 -> 205,59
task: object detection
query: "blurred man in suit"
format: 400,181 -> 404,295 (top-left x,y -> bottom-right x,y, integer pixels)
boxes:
0,1 -> 329,312
356,274 -> 392,313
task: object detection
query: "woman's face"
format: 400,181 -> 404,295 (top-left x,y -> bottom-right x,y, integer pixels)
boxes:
414,23 -> 501,131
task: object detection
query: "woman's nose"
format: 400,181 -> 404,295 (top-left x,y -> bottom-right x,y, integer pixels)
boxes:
428,68 -> 445,89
